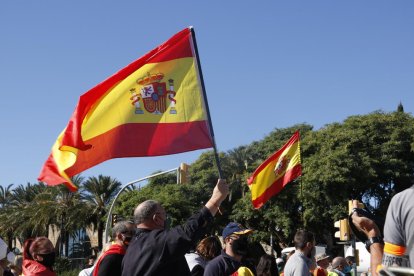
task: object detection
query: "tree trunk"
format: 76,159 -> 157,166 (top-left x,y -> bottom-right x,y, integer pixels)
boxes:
65,231 -> 70,257
98,221 -> 104,250
7,231 -> 13,250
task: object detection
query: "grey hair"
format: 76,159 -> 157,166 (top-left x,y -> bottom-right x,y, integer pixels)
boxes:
111,221 -> 134,240
134,200 -> 159,225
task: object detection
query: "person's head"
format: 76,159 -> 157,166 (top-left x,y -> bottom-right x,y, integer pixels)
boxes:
222,222 -> 253,258
332,257 -> 351,273
345,255 -> 355,266
293,230 -> 315,258
196,236 -> 222,261
23,237 -> 55,268
256,254 -> 278,276
134,200 -> 168,229
86,255 -> 96,266
112,220 -> 135,247
315,253 -> 330,269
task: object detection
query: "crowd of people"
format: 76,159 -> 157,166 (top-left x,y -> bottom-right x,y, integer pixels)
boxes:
0,180 -> 412,275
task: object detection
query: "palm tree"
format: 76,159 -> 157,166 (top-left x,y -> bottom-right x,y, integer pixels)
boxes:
0,180 -> 88,256
0,183 -> 48,243
0,184 -> 13,208
35,181 -> 88,256
0,184 -> 14,248
226,146 -> 253,200
82,175 -> 122,250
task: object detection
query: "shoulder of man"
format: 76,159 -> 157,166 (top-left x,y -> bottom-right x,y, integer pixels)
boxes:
204,254 -> 229,274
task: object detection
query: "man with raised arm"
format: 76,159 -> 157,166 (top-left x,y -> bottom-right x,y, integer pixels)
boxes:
351,185 -> 414,275
121,179 -> 229,276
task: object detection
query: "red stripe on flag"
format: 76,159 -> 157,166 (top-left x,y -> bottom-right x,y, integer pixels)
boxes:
247,132 -> 300,185
39,155 -> 78,191
251,164 -> 302,209
61,28 -> 193,151
65,120 -> 212,176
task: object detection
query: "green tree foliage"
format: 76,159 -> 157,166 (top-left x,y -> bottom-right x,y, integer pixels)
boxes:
82,175 -> 122,250
111,112 -> 414,253
302,111 -> 414,248
228,125 -> 312,240
0,182 -> 49,241
0,184 -> 14,248
1,109 -> 413,258
115,181 -> 211,226
0,175 -> 121,255
190,151 -> 224,186
147,171 -> 177,186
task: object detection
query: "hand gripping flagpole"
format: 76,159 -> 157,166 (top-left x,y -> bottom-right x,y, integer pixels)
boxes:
190,26 -> 223,179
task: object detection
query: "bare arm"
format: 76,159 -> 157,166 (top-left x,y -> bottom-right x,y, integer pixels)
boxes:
351,200 -> 383,276
205,179 -> 229,216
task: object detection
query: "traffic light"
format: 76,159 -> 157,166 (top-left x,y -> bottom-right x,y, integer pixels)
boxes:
348,200 -> 365,215
179,163 -> 190,184
334,218 -> 350,241
111,213 -> 118,227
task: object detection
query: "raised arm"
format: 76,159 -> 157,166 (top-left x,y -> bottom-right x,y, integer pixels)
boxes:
350,200 -> 383,276
205,179 -> 229,216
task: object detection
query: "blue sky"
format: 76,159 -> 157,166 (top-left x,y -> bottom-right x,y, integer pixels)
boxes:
1,1 -> 413,188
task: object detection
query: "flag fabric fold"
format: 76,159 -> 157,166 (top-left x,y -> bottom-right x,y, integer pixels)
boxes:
39,27 -> 213,191
247,131 -> 302,209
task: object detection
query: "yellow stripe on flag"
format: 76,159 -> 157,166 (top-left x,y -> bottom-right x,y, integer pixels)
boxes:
250,140 -> 300,200
83,58 -> 205,140
38,27 -> 215,191
50,130 -> 78,190
247,131 -> 302,208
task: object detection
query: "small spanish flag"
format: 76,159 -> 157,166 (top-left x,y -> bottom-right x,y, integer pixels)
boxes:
247,131 -> 302,209
39,27 -> 213,191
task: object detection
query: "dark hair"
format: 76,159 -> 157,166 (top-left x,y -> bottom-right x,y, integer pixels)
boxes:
256,254 -> 278,276
294,230 -> 314,250
345,256 -> 355,263
196,236 -> 222,261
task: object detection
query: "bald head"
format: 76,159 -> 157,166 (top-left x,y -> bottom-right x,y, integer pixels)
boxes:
332,257 -> 347,271
134,200 -> 160,225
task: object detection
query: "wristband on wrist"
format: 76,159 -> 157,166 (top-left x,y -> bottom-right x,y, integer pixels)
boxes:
365,236 -> 384,252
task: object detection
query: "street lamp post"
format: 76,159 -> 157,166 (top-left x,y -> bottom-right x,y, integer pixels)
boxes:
104,167 -> 179,244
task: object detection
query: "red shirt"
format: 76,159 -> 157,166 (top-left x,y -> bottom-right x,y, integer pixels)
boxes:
22,259 -> 56,276
92,243 -> 126,276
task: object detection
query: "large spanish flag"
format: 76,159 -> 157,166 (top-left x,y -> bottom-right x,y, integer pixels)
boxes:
247,131 -> 302,209
38,27 -> 214,191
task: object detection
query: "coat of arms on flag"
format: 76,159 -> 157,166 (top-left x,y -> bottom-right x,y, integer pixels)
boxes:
247,131 -> 302,209
129,72 -> 177,115
38,27 -> 215,191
